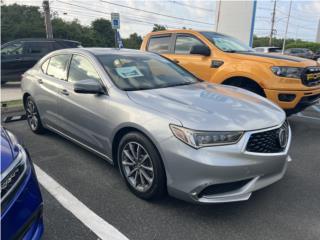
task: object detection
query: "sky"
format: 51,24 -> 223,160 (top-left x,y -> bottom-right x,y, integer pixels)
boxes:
2,0 -> 320,41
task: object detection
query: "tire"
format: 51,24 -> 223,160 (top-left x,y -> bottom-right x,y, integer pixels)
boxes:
117,132 -> 166,200
24,96 -> 46,134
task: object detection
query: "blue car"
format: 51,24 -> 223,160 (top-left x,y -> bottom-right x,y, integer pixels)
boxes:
1,127 -> 43,239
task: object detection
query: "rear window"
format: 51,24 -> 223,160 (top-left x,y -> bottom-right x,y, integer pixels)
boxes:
147,35 -> 171,53
46,54 -> 70,81
25,42 -> 53,55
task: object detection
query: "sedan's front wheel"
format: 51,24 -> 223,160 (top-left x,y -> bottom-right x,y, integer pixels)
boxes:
25,96 -> 45,134
118,132 -> 166,200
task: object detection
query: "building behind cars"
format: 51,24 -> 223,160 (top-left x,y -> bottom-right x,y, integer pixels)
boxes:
1,38 -> 81,84
141,30 -> 320,115
284,48 -> 315,60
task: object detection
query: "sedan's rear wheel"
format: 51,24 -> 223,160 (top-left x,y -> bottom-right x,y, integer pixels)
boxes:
25,96 -> 45,134
118,132 -> 166,200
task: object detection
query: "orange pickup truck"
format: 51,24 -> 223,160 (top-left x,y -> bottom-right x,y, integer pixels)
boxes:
141,30 -> 320,114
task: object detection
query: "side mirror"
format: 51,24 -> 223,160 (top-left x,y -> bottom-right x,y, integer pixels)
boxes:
74,79 -> 105,94
190,45 -> 211,56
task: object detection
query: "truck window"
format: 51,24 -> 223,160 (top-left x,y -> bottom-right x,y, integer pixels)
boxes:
174,35 -> 204,54
147,36 -> 171,53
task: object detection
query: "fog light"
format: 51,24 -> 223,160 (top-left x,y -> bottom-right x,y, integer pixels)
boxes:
278,94 -> 296,102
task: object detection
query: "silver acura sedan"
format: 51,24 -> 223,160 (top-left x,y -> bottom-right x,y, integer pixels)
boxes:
21,48 -> 291,203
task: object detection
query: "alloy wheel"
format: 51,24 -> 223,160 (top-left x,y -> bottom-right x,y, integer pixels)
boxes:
26,99 -> 39,131
121,142 -> 154,192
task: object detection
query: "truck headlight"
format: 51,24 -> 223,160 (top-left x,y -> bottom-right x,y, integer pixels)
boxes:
170,125 -> 243,148
271,66 -> 303,79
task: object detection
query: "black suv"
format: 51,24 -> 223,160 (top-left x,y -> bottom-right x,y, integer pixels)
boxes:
1,38 -> 81,84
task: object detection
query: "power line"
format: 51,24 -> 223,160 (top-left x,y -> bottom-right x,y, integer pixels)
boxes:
99,0 -> 214,26
55,0 -> 210,29
52,1 -> 187,29
170,0 -> 214,12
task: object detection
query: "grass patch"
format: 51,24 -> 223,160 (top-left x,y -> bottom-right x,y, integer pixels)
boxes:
1,99 -> 23,108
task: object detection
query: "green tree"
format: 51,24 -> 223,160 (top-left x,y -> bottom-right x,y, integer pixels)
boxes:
1,4 -> 45,43
152,24 -> 167,32
123,33 -> 143,49
91,18 -> 115,47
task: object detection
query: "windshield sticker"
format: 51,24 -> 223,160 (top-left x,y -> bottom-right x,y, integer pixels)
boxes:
115,66 -> 144,78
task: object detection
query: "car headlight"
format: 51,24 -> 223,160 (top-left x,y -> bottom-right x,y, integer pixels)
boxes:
1,130 -> 28,204
271,66 -> 303,79
170,125 -> 243,148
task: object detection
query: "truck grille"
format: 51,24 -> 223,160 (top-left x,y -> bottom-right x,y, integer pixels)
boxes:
246,121 -> 289,153
301,67 -> 320,87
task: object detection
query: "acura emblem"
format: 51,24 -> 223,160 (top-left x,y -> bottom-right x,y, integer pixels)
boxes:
278,128 -> 288,148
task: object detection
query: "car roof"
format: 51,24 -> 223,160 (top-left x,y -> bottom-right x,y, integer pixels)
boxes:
147,29 -> 228,37
51,47 -> 154,56
3,38 -> 80,44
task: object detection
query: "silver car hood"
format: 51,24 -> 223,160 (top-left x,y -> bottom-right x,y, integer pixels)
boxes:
127,82 -> 285,131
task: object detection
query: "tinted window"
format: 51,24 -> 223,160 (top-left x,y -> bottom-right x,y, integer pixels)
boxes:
269,48 -> 281,53
147,36 -> 171,53
175,35 -> 204,54
68,55 -> 101,83
41,58 -> 50,73
98,53 -> 198,91
47,54 -> 70,80
25,42 -> 53,55
1,42 -> 23,56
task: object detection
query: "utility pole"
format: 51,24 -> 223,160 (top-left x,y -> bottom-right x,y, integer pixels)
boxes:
269,0 -> 277,46
215,0 -> 221,32
43,0 -> 53,39
282,0 -> 292,54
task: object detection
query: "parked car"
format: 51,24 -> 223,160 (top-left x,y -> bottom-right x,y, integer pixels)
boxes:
254,46 -> 282,53
1,38 -> 81,84
313,50 -> 320,61
1,127 -> 43,239
141,30 -> 320,115
22,48 -> 291,203
284,48 -> 315,60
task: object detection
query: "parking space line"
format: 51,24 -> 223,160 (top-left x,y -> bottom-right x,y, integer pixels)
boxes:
34,164 -> 129,240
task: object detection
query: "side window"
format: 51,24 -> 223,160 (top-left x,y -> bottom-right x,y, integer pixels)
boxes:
41,58 -> 50,73
68,55 -> 101,83
174,35 -> 205,54
47,54 -> 70,80
147,36 -> 171,53
1,42 -> 23,56
25,42 -> 53,55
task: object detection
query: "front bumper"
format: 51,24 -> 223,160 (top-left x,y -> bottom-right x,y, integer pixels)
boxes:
159,123 -> 291,204
1,149 -> 44,240
264,88 -> 320,113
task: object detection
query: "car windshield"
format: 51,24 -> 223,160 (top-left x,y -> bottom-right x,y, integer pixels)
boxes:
201,31 -> 254,53
97,52 -> 199,91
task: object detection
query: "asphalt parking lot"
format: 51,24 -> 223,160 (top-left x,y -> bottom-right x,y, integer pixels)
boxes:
1,106 -> 319,240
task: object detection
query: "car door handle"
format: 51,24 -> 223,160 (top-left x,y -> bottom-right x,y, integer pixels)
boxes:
60,89 -> 69,96
15,58 -> 22,61
37,79 -> 43,84
173,59 -> 180,64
